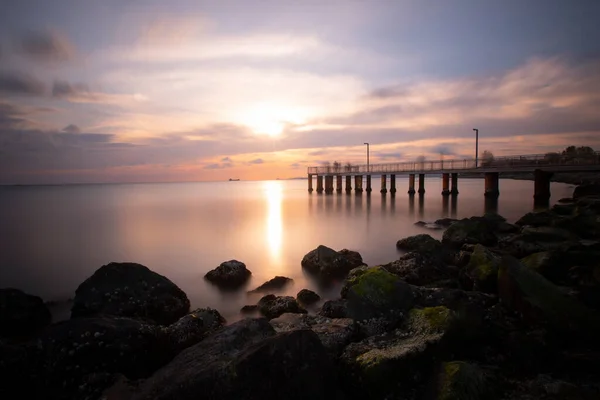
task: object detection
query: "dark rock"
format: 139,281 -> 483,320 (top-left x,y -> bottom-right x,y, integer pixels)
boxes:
296,289 -> 321,305
240,305 -> 258,313
449,250 -> 471,268
515,210 -> 558,227
573,184 -> 600,199
496,221 -> 520,234
133,319 -> 337,400
382,252 -> 458,286
462,244 -> 502,293
204,260 -> 251,289
257,295 -> 307,319
497,227 -> 578,258
0,288 -> 51,338
576,196 -> 600,213
343,266 -> 414,321
301,245 -> 365,280
558,197 -> 574,203
442,218 -> 497,248
412,286 -> 497,311
318,299 -> 348,318
414,220 -> 427,226
165,308 -> 225,353
396,234 -> 443,254
71,262 -> 190,325
551,203 -> 576,215
431,361 -> 494,400
434,218 -> 460,227
270,313 -> 357,357
553,210 -> 600,239
0,339 -> 39,398
248,276 -> 293,293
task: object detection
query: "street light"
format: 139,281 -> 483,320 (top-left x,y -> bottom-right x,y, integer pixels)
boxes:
364,142 -> 370,172
473,128 -> 479,167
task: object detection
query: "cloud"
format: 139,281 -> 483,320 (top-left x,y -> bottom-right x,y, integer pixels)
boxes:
220,156 -> 232,162
248,158 -> 264,164
14,29 -> 76,63
51,80 -> 145,105
0,71 -> 46,95
375,151 -> 403,160
62,124 -> 81,134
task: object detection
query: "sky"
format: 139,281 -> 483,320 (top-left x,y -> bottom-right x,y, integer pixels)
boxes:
1,0 -> 600,184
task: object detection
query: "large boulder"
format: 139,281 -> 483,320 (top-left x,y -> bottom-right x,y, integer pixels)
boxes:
301,245 -> 365,280
257,295 -> 307,319
296,289 -> 321,305
497,255 -> 600,340
553,210 -> 600,239
132,319 -> 337,400
247,276 -> 292,293
442,218 -> 497,249
204,260 -> 251,288
165,308 -> 225,353
431,361 -> 493,400
382,252 -> 458,287
343,266 -> 414,321
0,288 -> 51,338
497,227 -> 578,258
462,245 -> 501,293
270,313 -> 357,357
396,234 -> 443,254
318,299 -> 348,319
71,262 -> 190,325
515,210 -> 558,227
573,184 -> 600,199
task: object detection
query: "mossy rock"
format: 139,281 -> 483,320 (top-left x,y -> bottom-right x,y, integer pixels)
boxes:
434,361 -> 492,400
345,267 -> 414,321
463,245 -> 500,293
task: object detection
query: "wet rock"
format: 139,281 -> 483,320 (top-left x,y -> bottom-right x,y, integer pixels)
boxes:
432,361 -> 493,400
240,305 -> 258,313
497,227 -> 578,258
165,308 -> 225,353
382,252 -> 458,287
515,210 -> 558,227
557,197 -> 574,203
553,210 -> 600,239
442,217 -> 497,248
133,319 -> 337,400
247,276 -> 292,293
462,244 -> 502,293
496,221 -> 520,234
343,266 -> 414,321
257,294 -> 307,319
576,196 -> 600,213
71,262 -> 190,325
396,234 -> 443,254
551,203 -> 576,216
296,289 -> 320,305
434,218 -> 460,227
301,245 -> 365,280
204,260 -> 251,289
412,286 -> 497,311
0,288 -> 51,338
270,313 -> 358,357
449,250 -> 471,268
573,184 -> 600,199
0,339 -> 39,398
318,299 -> 348,318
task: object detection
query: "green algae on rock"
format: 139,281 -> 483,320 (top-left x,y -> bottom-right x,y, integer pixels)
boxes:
463,244 -> 501,293
435,361 -> 491,400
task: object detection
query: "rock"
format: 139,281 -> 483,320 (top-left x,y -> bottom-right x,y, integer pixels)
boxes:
301,245 -> 365,280
558,197 -> 574,203
296,289 -> 320,305
573,184 -> 600,199
247,276 -> 292,293
497,227 -> 578,258
449,250 -> 471,268
71,262 -> 190,325
270,313 -> 357,357
551,203 -> 576,216
497,255 -> 600,340
412,286 -> 497,311
0,288 -> 51,338
133,319 -> 337,400
432,361 -> 493,400
257,295 -> 307,319
165,308 -> 225,353
553,210 -> 600,239
382,252 -> 458,286
396,234 -> 443,254
576,196 -> 600,213
344,266 -> 414,321
318,299 -> 348,318
442,218 -> 497,248
35,316 -> 174,399
462,244 -> 501,293
0,339 -> 39,398
515,210 -> 557,227
240,305 -> 258,313
520,226 -> 578,242
204,260 -> 251,289
496,221 -> 520,234
434,218 -> 460,227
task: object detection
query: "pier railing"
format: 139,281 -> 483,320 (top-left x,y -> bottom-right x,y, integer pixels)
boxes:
307,152 -> 600,175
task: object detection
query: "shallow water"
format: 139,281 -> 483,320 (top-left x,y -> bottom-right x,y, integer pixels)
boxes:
0,178 -> 573,322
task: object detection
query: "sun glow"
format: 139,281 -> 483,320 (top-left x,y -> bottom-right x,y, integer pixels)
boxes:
264,181 -> 283,263
241,102 -> 306,136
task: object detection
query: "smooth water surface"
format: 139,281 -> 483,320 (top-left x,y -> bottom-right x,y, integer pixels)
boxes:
0,178 -> 573,321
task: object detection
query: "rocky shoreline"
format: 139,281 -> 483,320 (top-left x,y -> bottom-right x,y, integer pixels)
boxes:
2,184 -> 600,399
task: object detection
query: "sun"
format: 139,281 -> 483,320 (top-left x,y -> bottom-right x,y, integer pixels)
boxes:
241,102 -> 305,137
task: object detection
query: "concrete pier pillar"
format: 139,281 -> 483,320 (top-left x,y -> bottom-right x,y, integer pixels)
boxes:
418,174 -> 425,194
442,194 -> 449,215
325,175 -> 334,194
441,173 -> 450,196
336,175 -> 343,193
451,173 -> 459,195
316,175 -> 324,193
308,174 -> 313,193
366,175 -> 372,193
534,169 -> 553,208
380,175 -> 387,194
390,174 -> 397,195
345,176 -> 352,193
485,196 -> 499,214
408,174 -> 416,195
484,172 -> 500,198
355,175 -> 363,193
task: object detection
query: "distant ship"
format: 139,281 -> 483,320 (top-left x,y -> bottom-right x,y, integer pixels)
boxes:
228,178 -> 240,181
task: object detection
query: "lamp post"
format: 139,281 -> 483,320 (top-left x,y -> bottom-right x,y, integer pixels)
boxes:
364,142 -> 370,172
473,128 -> 479,168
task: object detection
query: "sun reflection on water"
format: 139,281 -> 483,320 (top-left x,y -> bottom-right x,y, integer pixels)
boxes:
263,181 -> 283,264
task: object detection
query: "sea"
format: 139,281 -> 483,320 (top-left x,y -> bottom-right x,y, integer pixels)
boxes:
0,177 -> 574,322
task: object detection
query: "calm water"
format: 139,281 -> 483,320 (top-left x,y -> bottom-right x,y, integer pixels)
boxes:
0,178 -> 573,322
